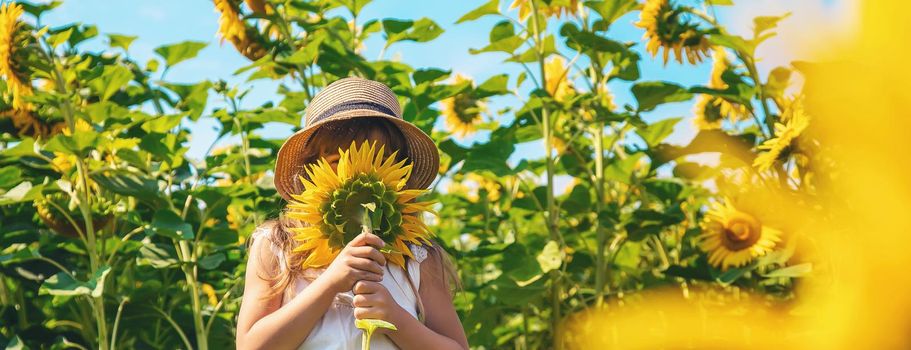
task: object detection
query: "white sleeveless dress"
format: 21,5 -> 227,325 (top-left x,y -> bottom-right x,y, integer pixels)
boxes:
252,227 -> 428,350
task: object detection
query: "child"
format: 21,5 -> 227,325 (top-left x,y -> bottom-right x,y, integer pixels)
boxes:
236,77 -> 469,350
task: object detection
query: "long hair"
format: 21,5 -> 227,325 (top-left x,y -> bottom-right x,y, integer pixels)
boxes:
249,117 -> 460,306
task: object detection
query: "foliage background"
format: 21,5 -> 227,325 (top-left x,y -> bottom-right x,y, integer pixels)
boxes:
0,0 -> 888,349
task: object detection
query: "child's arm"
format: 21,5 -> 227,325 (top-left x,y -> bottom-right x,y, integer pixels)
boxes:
353,248 -> 469,350
236,233 -> 388,350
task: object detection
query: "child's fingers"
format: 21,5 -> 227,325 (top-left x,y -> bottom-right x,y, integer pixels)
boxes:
348,232 -> 385,249
353,280 -> 382,295
352,293 -> 380,308
348,246 -> 387,266
347,257 -> 384,276
353,306 -> 384,320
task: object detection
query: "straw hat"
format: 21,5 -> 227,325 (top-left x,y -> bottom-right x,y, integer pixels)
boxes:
274,77 -> 440,201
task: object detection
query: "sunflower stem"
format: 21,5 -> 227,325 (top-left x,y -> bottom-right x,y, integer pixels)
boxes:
529,1 -> 564,349
42,36 -> 110,350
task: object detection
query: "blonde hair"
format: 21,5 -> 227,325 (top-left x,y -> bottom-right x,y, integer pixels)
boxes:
250,118 -> 460,311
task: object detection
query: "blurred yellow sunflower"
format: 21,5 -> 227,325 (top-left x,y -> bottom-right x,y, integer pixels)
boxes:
753,101 -> 810,172
636,0 -> 710,65
0,3 -> 32,111
544,56 -> 575,102
287,140 -> 436,268
692,95 -> 723,130
510,0 -> 579,20
699,199 -> 781,270
214,0 -> 266,60
201,283 -> 218,306
694,49 -> 749,129
466,173 -> 502,202
214,0 -> 246,43
441,74 -> 485,138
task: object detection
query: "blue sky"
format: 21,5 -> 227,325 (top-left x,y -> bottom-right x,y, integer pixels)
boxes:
39,0 -> 852,174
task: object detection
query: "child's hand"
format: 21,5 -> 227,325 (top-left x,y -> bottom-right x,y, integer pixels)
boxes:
352,280 -> 405,327
320,232 -> 387,294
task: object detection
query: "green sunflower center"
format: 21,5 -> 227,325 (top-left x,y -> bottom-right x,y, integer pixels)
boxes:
453,94 -> 481,123
321,173 -> 404,249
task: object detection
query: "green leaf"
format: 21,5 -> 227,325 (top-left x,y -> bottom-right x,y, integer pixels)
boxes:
341,0 -> 372,16
603,153 -> 643,184
199,253 -> 226,269
92,65 -> 133,101
90,170 -> 164,206
40,265 -> 111,298
154,41 -> 207,67
151,211 -> 194,240
0,137 -> 36,157
20,1 -> 61,18
44,130 -> 100,157
4,335 -> 23,350
0,245 -> 40,266
161,81 -> 212,120
536,241 -> 564,273
509,35 -> 556,63
631,81 -> 692,112
764,66 -> 792,101
456,0 -> 499,24
763,263 -> 812,278
51,23 -> 97,47
413,68 -> 450,84
468,21 -> 521,55
48,27 -> 73,49
474,74 -> 509,98
107,33 -> 137,51
715,262 -> 756,285
560,23 -> 626,54
705,0 -> 734,5
708,33 -> 754,55
614,241 -> 641,270
141,113 -> 184,133
754,13 -> 791,37
635,117 -> 681,146
383,18 -> 443,47
0,167 -> 22,190
501,244 -> 544,286
643,178 -> 685,203
561,184 -> 591,214
0,182 -> 43,205
461,136 -> 515,176
137,243 -> 179,269
584,0 -> 639,30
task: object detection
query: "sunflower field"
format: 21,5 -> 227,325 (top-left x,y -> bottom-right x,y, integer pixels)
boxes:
2,0 -> 909,349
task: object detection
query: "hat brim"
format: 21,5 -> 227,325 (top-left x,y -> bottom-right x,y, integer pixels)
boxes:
274,109 -> 440,201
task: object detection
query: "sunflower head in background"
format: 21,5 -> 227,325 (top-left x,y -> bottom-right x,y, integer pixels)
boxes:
698,199 -> 781,270
0,2 -> 36,111
636,0 -> 711,65
287,140 -> 436,269
441,73 -> 485,139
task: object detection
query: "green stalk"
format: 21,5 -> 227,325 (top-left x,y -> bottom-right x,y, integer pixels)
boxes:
593,123 -> 606,307
743,56 -> 774,136
177,239 -> 208,350
46,45 -> 110,350
529,2 -> 564,348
